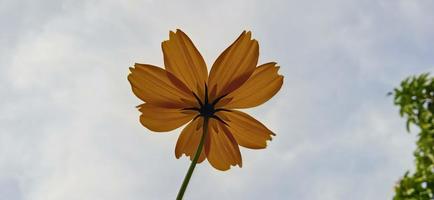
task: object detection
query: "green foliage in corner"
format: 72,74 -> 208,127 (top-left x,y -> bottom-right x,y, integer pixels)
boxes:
393,73 -> 434,200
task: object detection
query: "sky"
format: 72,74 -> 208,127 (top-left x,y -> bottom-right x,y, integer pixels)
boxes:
1,0 -> 434,199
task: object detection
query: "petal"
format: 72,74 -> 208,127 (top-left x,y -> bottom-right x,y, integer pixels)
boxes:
217,62 -> 283,109
138,104 -> 195,132
208,31 -> 259,101
175,118 -> 206,163
128,63 -> 195,108
204,119 -> 242,171
217,110 -> 275,149
162,29 -> 208,100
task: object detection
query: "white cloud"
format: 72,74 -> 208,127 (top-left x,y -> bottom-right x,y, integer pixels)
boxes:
1,0 -> 433,199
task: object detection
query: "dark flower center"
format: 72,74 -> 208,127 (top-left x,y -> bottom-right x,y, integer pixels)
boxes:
200,103 -> 215,118
183,84 -> 230,125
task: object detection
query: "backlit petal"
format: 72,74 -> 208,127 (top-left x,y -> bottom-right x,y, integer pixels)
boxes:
217,110 -> 275,149
217,62 -> 283,109
205,119 -> 242,171
175,118 -> 206,163
208,31 -> 259,101
128,63 -> 195,108
162,29 -> 208,100
138,104 -> 195,132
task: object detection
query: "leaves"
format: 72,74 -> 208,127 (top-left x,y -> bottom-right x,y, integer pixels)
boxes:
393,73 -> 434,200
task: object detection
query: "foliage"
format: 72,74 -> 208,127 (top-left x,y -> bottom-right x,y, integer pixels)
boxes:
393,73 -> 434,200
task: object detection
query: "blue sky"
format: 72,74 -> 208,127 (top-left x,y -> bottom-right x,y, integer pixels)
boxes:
1,0 -> 433,199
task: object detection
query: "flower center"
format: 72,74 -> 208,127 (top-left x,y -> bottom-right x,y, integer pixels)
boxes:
200,103 -> 215,118
183,84 -> 230,125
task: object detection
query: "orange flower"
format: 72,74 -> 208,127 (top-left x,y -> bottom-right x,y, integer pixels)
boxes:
128,29 -> 283,171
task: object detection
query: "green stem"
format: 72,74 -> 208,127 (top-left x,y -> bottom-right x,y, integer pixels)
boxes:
176,117 -> 209,200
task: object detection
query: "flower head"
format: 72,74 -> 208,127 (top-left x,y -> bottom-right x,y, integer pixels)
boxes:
128,29 -> 283,171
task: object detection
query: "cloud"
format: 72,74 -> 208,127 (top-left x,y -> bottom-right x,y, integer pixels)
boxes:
1,0 -> 433,199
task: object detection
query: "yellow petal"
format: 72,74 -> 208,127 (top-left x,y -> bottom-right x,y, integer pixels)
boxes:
205,119 -> 242,171
217,110 -> 275,149
128,63 -> 195,108
217,62 -> 283,109
162,29 -> 208,100
208,31 -> 259,101
138,104 -> 195,132
175,118 -> 206,163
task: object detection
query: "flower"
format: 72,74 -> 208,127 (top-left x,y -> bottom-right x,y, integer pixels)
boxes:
128,29 -> 283,171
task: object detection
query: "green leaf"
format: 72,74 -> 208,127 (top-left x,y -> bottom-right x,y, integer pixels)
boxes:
393,73 -> 434,200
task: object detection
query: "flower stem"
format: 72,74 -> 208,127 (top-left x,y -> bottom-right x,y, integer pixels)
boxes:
176,117 -> 209,200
